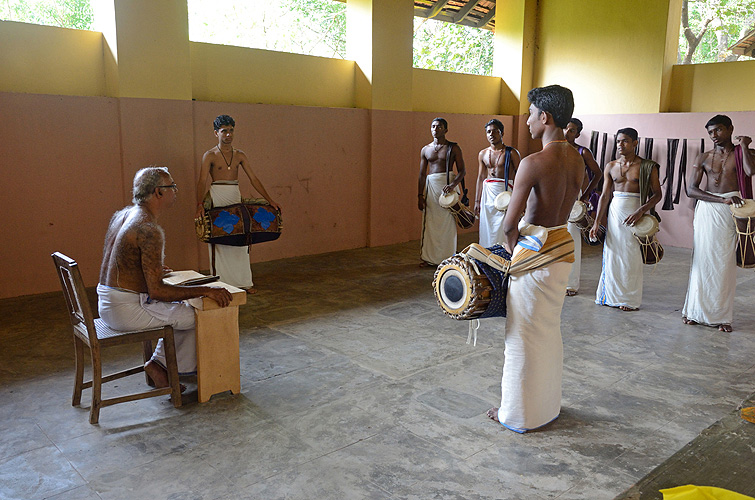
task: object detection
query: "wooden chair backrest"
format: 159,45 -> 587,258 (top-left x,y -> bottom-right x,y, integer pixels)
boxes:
51,252 -> 98,346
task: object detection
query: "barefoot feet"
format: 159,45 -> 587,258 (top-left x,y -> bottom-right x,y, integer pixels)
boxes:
619,305 -> 638,312
565,289 -> 578,297
486,407 -> 500,422
144,361 -> 186,392
246,287 -> 257,295
682,317 -> 698,325
419,261 -> 434,268
718,324 -> 732,332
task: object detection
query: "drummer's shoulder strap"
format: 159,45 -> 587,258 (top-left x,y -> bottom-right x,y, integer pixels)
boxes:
504,146 -> 512,188
446,141 -> 470,206
640,159 -> 661,222
734,144 -> 754,199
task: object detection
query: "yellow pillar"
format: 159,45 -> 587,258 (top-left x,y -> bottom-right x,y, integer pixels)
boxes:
93,0 -> 192,100
493,0 -> 537,116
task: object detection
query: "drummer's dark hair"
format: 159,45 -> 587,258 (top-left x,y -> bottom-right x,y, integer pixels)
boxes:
617,127 -> 638,141
213,114 -> 235,131
485,119 -> 504,133
133,166 -> 170,205
432,117 -> 448,129
568,118 -> 583,132
705,114 -> 732,129
527,85 -> 574,129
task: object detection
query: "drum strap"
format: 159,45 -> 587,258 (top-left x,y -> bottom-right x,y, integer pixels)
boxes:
445,141 -> 470,206
210,244 -> 217,275
639,159 -> 662,222
503,146 -> 512,188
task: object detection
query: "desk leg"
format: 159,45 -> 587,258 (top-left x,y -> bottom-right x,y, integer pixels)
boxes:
195,306 -> 241,403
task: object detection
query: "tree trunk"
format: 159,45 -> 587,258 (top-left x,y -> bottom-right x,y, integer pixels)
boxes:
682,0 -> 713,64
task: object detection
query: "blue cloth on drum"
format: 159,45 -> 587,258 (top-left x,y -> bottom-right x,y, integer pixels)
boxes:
470,245 -> 510,319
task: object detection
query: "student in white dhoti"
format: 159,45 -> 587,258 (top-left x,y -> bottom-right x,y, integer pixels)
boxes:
475,119 -> 520,247
99,167 -> 232,388
418,117 -> 466,266
486,85 -> 584,433
682,115 -> 754,332
591,128 -> 662,311
563,118 -> 602,296
196,115 -> 280,294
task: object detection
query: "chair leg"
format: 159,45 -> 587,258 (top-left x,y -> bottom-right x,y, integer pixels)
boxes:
72,336 -> 86,407
142,340 -> 155,387
89,345 -> 102,424
161,330 -> 182,408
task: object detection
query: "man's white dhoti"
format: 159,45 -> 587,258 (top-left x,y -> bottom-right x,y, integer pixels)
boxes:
420,172 -> 457,265
566,221 -> 582,292
97,284 -> 197,374
498,228 -> 572,432
682,192 -> 739,326
479,178 -> 513,247
595,192 -> 643,309
209,181 -> 253,289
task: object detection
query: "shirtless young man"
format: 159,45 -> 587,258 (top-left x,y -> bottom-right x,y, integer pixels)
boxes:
417,117 -> 466,267
591,128 -> 662,311
474,119 -> 521,247
563,118 -> 602,296
487,85 -> 584,433
196,115 -> 280,294
682,115 -> 754,332
98,167 -> 232,388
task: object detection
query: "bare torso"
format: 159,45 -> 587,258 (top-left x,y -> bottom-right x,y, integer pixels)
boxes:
99,206 -> 163,293
697,148 -> 740,194
423,143 -> 453,175
206,146 -> 245,182
481,146 -> 516,180
605,158 -> 642,193
523,144 -> 585,227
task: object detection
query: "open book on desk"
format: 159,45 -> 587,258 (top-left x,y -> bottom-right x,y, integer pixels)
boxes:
163,270 -> 219,286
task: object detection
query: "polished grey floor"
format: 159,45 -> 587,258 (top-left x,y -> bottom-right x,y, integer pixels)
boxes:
1,234 -> 754,500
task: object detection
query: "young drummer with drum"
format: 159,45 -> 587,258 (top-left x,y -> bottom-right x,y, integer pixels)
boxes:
682,115 -> 754,332
591,128 -> 662,311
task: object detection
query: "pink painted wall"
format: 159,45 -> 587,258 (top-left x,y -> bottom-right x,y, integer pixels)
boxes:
571,111 -> 755,249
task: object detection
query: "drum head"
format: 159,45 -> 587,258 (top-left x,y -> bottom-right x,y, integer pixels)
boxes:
632,215 -> 659,237
439,191 -> 459,208
568,201 -> 586,223
436,264 -> 471,314
494,191 -> 512,212
730,199 -> 755,218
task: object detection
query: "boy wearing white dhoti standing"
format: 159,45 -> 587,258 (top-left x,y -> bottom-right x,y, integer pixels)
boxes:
418,118 -> 466,266
682,115 -> 754,332
486,85 -> 584,433
591,128 -> 662,311
475,118 -> 520,248
196,115 -> 280,294
563,118 -> 602,296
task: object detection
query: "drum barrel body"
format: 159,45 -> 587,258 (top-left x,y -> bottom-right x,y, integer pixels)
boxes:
433,256 -> 492,320
196,202 -> 282,246
734,216 -> 755,268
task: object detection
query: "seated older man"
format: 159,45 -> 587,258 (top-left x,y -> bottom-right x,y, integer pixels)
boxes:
97,166 -> 232,388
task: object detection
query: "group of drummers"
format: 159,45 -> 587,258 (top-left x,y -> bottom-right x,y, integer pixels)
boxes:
426,112 -> 755,332
421,86 -> 754,433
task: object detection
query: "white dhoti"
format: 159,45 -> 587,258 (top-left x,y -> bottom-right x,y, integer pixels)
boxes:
209,181 -> 253,289
479,178 -> 513,247
498,228 -> 572,432
566,221 -> 582,292
682,192 -> 739,326
420,173 -> 457,265
96,284 -> 197,374
595,192 -> 643,309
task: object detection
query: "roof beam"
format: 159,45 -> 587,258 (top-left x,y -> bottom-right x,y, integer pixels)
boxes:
427,0 -> 452,19
454,0 -> 483,23
475,5 -> 495,27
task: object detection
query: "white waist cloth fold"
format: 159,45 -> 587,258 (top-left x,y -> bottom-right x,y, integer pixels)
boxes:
682,191 -> 739,326
96,284 -> 197,374
498,259 -> 571,432
420,172 -> 458,265
595,192 -> 643,309
209,182 -> 253,289
479,178 -> 513,248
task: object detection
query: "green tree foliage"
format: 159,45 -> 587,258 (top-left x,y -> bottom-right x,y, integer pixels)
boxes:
188,0 -> 346,59
413,17 -> 494,76
0,0 -> 93,30
679,0 -> 755,63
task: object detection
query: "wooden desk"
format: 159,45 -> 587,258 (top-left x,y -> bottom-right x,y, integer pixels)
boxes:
164,271 -> 246,403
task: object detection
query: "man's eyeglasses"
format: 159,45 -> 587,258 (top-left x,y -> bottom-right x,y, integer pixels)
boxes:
157,183 -> 178,191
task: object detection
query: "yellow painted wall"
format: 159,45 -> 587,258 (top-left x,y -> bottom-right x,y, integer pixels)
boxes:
0,20 -> 105,97
668,60 -> 755,112
190,42 -> 356,108
534,0 -> 672,114
412,68 -> 501,115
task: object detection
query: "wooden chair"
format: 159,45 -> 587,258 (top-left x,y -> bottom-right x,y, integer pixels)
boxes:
51,252 -> 182,424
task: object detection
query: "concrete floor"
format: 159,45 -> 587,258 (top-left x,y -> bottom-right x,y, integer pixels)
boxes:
1,234 -> 754,500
